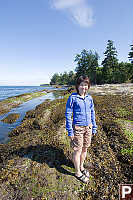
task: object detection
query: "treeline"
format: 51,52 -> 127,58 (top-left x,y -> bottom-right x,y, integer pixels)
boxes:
50,40 -> 133,85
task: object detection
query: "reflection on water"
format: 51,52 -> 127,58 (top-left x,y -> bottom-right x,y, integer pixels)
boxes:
0,92 -> 62,144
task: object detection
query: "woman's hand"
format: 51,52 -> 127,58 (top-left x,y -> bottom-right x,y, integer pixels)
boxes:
69,136 -> 74,140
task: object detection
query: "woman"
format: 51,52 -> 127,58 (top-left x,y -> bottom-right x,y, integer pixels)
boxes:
65,76 -> 97,183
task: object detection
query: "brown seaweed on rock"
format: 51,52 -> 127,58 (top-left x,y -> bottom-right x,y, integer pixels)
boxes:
1,113 -> 20,124
0,92 -> 133,199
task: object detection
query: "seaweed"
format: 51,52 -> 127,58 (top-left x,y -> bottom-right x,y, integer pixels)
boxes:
1,113 -> 20,124
0,90 -> 133,199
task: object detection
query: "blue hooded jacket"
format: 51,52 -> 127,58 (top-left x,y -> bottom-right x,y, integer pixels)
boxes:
65,93 -> 97,136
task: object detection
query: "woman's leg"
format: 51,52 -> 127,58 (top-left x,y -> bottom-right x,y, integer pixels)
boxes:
72,149 -> 82,176
72,126 -> 89,181
72,149 -> 89,182
80,147 -> 87,171
80,125 -> 92,171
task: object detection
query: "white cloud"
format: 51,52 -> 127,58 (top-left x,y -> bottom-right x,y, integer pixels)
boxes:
51,0 -> 83,9
50,0 -> 94,28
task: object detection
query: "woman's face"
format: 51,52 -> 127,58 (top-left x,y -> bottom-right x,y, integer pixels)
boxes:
78,81 -> 88,95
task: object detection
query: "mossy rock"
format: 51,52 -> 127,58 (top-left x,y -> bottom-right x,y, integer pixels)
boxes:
1,113 -> 20,124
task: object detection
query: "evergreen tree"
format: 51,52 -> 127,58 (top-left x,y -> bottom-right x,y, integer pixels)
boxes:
59,71 -> 69,85
95,66 -> 104,84
74,49 -> 89,77
74,49 -> 99,84
50,73 -> 60,85
124,62 -> 133,82
68,71 -> 76,85
128,44 -> 133,63
114,62 -> 128,83
102,40 -> 118,83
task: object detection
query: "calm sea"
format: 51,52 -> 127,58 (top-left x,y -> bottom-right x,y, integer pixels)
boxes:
0,85 -> 66,143
0,86 -> 54,101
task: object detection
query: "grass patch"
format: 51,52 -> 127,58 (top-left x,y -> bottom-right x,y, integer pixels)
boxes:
115,119 -> 133,141
116,107 -> 132,118
124,129 -> 133,141
121,146 -> 133,155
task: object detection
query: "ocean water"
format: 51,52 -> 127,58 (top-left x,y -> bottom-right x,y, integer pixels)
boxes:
0,86 -> 66,143
0,86 -> 55,101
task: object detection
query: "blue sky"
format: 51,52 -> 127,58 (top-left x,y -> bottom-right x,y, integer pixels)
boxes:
0,0 -> 132,86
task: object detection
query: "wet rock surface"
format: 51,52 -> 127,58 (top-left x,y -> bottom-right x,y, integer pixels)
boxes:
0,89 -> 47,115
0,86 -> 133,199
1,113 -> 20,124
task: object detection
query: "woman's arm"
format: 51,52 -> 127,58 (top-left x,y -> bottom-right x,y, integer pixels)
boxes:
65,95 -> 74,136
90,97 -> 97,135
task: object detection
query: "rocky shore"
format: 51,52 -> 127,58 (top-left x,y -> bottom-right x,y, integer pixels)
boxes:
0,89 -> 48,116
89,83 -> 133,96
0,84 -> 133,199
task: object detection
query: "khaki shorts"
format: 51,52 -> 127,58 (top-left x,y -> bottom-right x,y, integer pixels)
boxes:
70,124 -> 92,151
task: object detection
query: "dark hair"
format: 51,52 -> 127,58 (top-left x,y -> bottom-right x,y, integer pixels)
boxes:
75,75 -> 90,94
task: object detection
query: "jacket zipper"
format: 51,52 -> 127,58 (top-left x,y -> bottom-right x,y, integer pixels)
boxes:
84,98 -> 87,124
